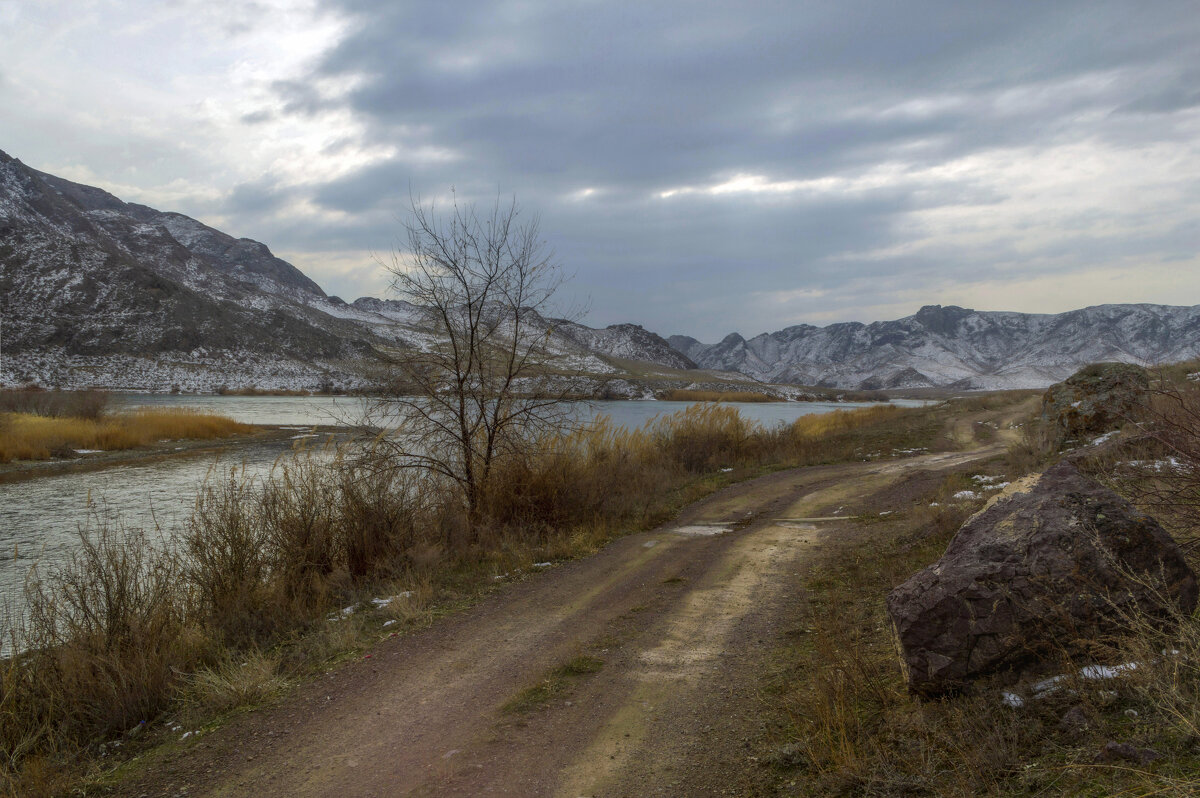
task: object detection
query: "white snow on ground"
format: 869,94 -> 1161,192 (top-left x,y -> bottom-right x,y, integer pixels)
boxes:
1091,431 -> 1119,446
970,475 -> 1011,491
1002,662 -> 1140,707
952,490 -> 981,500
670,524 -> 731,537
1122,458 -> 1189,472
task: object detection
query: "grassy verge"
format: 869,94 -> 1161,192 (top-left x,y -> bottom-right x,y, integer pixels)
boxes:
0,409 -> 254,463
755,398 -> 1200,797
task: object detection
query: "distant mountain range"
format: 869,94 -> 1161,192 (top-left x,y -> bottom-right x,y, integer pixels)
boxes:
671,303 -> 1200,390
3,148 -> 1198,393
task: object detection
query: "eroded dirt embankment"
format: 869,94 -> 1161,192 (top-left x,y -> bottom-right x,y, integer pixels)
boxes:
120,422 -> 1013,798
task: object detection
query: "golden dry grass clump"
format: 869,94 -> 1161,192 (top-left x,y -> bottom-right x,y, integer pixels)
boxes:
0,409 -> 254,463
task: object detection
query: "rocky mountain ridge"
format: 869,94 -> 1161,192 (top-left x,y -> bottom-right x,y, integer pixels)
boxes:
670,303 -> 1200,390
0,151 -> 692,392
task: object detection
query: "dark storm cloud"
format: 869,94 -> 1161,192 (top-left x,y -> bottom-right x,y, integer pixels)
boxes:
240,0 -> 1200,338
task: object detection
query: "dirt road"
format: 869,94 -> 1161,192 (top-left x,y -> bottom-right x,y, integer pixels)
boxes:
126,442 -> 1007,798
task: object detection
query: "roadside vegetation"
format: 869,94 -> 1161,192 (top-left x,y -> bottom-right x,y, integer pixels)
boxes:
757,373 -> 1200,796
657,389 -> 783,402
0,389 -> 253,463
0,399 -> 947,796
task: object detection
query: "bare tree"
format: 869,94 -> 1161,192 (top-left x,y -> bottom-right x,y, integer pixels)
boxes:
376,194 -> 578,528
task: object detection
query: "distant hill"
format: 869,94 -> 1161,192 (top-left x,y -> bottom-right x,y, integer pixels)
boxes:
669,303 -> 1200,390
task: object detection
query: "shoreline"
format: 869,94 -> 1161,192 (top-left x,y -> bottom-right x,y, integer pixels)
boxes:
0,426 -> 345,485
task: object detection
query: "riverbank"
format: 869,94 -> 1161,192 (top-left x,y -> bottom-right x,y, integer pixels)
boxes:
0,426 -> 324,485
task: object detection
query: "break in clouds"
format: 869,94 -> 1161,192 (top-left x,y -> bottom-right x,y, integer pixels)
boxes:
2,0 -> 1199,339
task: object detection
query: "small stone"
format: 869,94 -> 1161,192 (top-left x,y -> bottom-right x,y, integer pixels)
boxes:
1094,741 -> 1162,766
1059,705 -> 1089,733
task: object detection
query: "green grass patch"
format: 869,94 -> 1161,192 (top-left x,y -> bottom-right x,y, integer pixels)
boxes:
502,654 -> 605,714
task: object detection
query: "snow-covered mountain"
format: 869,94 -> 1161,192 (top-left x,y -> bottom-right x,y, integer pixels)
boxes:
669,303 -> 1200,390
0,151 -> 690,391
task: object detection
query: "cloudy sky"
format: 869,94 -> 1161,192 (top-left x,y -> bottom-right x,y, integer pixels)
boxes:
2,0 -> 1199,340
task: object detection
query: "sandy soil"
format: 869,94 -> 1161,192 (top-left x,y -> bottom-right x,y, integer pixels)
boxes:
112,417 -> 1017,798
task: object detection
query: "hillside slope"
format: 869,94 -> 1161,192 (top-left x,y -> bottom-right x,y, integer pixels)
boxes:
0,151 -> 694,391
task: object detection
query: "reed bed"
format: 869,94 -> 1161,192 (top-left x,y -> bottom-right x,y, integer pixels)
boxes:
0,409 -> 254,463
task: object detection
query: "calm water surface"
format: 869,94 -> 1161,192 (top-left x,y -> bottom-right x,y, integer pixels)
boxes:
0,396 -> 925,608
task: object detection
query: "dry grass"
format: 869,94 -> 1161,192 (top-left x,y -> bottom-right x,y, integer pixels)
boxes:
182,652 -> 287,717
657,389 -> 783,402
0,409 -> 254,462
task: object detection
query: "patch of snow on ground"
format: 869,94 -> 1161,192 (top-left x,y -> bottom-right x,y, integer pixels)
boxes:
1123,458 -> 1188,472
670,524 -> 730,537
952,490 -> 981,500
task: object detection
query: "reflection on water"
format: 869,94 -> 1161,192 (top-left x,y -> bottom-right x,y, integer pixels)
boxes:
2,396 -> 924,609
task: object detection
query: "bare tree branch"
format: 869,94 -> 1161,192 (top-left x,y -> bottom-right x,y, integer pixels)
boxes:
368,193 -> 582,532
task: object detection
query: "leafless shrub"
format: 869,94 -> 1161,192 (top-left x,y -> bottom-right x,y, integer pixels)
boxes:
15,519 -> 195,755
1090,381 -> 1200,555
0,389 -> 108,420
184,465 -> 274,647
336,459 -> 429,580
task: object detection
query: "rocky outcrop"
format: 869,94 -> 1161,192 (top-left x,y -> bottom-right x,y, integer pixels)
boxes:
886,461 -> 1197,696
1041,362 -> 1149,440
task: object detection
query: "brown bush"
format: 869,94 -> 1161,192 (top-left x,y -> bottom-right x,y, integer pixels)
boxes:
184,467 -> 276,648
3,520 -> 197,782
0,389 -> 109,420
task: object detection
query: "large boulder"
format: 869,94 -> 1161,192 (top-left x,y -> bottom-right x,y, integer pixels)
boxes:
886,461 -> 1197,696
1041,362 -> 1149,440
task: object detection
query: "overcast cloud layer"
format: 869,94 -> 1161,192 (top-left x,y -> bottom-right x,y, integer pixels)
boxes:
2,0 -> 1199,339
